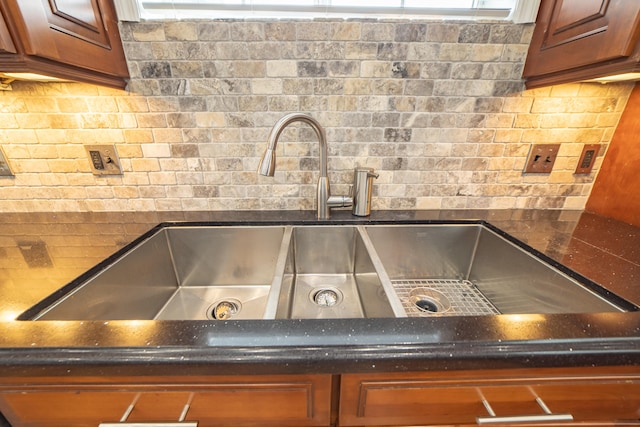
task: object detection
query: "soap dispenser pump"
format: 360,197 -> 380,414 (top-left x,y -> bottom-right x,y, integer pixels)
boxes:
351,167 -> 379,216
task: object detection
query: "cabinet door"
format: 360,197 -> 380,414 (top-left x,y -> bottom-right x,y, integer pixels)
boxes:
0,391 -> 139,427
2,0 -> 128,78
523,0 -> 640,78
340,370 -> 640,426
0,8 -> 15,53
0,375 -> 333,427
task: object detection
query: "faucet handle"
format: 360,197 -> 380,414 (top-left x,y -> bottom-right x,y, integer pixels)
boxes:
327,194 -> 353,208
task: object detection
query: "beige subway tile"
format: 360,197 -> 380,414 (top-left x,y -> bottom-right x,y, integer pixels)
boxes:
123,129 -> 154,143
360,61 -> 390,78
113,186 -> 140,199
439,44 -> 471,61
116,97 -> 150,112
602,127 -> 615,141
131,158 -> 161,172
266,60 -> 297,77
132,23 -> 166,41
345,42 -> 378,59
470,44 -> 503,62
467,129 -> 495,143
165,22 -> 198,41
166,185 -> 193,198
194,112 -> 225,127
136,113 -> 168,128
181,198 -> 210,210
139,186 -> 166,198
57,98 -> 89,113
24,97 -> 58,113
47,159 -> 82,173
489,197 -> 517,209
155,199 -> 182,212
142,143 -> 171,158
331,22 -> 360,40
502,97 -> 533,113
296,22 -> 330,40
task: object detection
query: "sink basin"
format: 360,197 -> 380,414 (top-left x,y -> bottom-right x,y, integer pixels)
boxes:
271,226 -> 402,319
365,224 -> 629,315
27,226 -> 286,320
19,222 -> 636,321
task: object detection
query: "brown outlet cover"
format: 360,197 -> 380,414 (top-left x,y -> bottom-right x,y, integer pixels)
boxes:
524,144 -> 560,174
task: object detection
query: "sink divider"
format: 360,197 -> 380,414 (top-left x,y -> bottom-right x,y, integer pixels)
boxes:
262,225 -> 407,319
355,226 -> 407,318
263,226 -> 294,319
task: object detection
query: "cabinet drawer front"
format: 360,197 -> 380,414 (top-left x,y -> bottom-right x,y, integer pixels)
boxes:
0,376 -> 332,427
340,374 -> 640,426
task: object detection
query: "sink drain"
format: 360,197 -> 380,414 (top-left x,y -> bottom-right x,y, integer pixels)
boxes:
207,299 -> 241,320
408,287 -> 451,315
311,288 -> 343,307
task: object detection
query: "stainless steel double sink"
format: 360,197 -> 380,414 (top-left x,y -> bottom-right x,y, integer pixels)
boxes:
20,223 -> 635,321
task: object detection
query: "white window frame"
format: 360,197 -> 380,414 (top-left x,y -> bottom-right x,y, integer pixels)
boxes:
113,0 -> 539,23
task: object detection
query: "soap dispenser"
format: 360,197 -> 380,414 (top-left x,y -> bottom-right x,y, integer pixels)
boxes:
351,167 -> 379,216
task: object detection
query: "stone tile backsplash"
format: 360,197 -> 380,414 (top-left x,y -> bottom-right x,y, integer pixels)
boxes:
0,19 -> 634,212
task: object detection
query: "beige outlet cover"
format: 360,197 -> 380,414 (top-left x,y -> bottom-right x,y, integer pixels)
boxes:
85,145 -> 122,175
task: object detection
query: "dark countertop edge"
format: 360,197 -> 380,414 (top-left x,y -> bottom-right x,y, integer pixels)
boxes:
1,314 -> 640,374
0,337 -> 639,376
2,209 -> 640,375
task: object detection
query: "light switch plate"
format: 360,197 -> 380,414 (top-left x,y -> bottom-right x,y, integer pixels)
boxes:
523,144 -> 560,174
0,146 -> 14,177
85,144 -> 122,175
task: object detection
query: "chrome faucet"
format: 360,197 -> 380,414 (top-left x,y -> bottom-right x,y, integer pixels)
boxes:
258,113 -> 352,219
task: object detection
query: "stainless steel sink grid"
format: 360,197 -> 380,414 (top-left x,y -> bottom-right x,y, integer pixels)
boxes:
392,279 -> 500,317
366,224 -> 626,315
19,222 -> 636,321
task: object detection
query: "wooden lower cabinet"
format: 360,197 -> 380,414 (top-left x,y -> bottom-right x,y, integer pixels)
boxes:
339,366 -> 640,426
1,367 -> 639,427
0,374 -> 333,427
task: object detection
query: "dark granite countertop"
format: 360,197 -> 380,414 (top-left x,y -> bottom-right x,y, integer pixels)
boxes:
0,209 -> 638,377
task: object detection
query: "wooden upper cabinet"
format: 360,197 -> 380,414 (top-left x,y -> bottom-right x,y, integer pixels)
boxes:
0,0 -> 129,88
0,9 -> 15,53
523,0 -> 640,88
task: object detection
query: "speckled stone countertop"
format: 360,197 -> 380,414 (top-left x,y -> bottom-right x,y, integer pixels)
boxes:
0,209 -> 638,376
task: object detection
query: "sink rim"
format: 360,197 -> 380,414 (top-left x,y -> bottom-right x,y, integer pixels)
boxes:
17,220 -> 639,321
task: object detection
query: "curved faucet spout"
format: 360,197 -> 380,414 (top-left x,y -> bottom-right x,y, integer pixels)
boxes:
258,113 -> 349,219
258,113 -> 328,178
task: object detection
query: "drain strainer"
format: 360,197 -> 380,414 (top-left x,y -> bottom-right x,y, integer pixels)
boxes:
408,288 -> 451,315
311,288 -> 343,307
207,299 -> 241,320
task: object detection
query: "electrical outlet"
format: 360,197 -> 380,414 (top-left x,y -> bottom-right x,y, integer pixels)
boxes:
85,144 -> 122,175
523,144 -> 560,174
575,144 -> 600,174
0,147 -> 14,177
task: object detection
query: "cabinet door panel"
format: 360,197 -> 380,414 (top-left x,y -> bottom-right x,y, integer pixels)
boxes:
0,391 -> 138,427
340,373 -> 640,426
188,383 -> 323,425
7,0 -> 128,77
0,10 -> 16,53
523,0 -> 640,77
0,375 -> 333,427
44,0 -> 110,48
